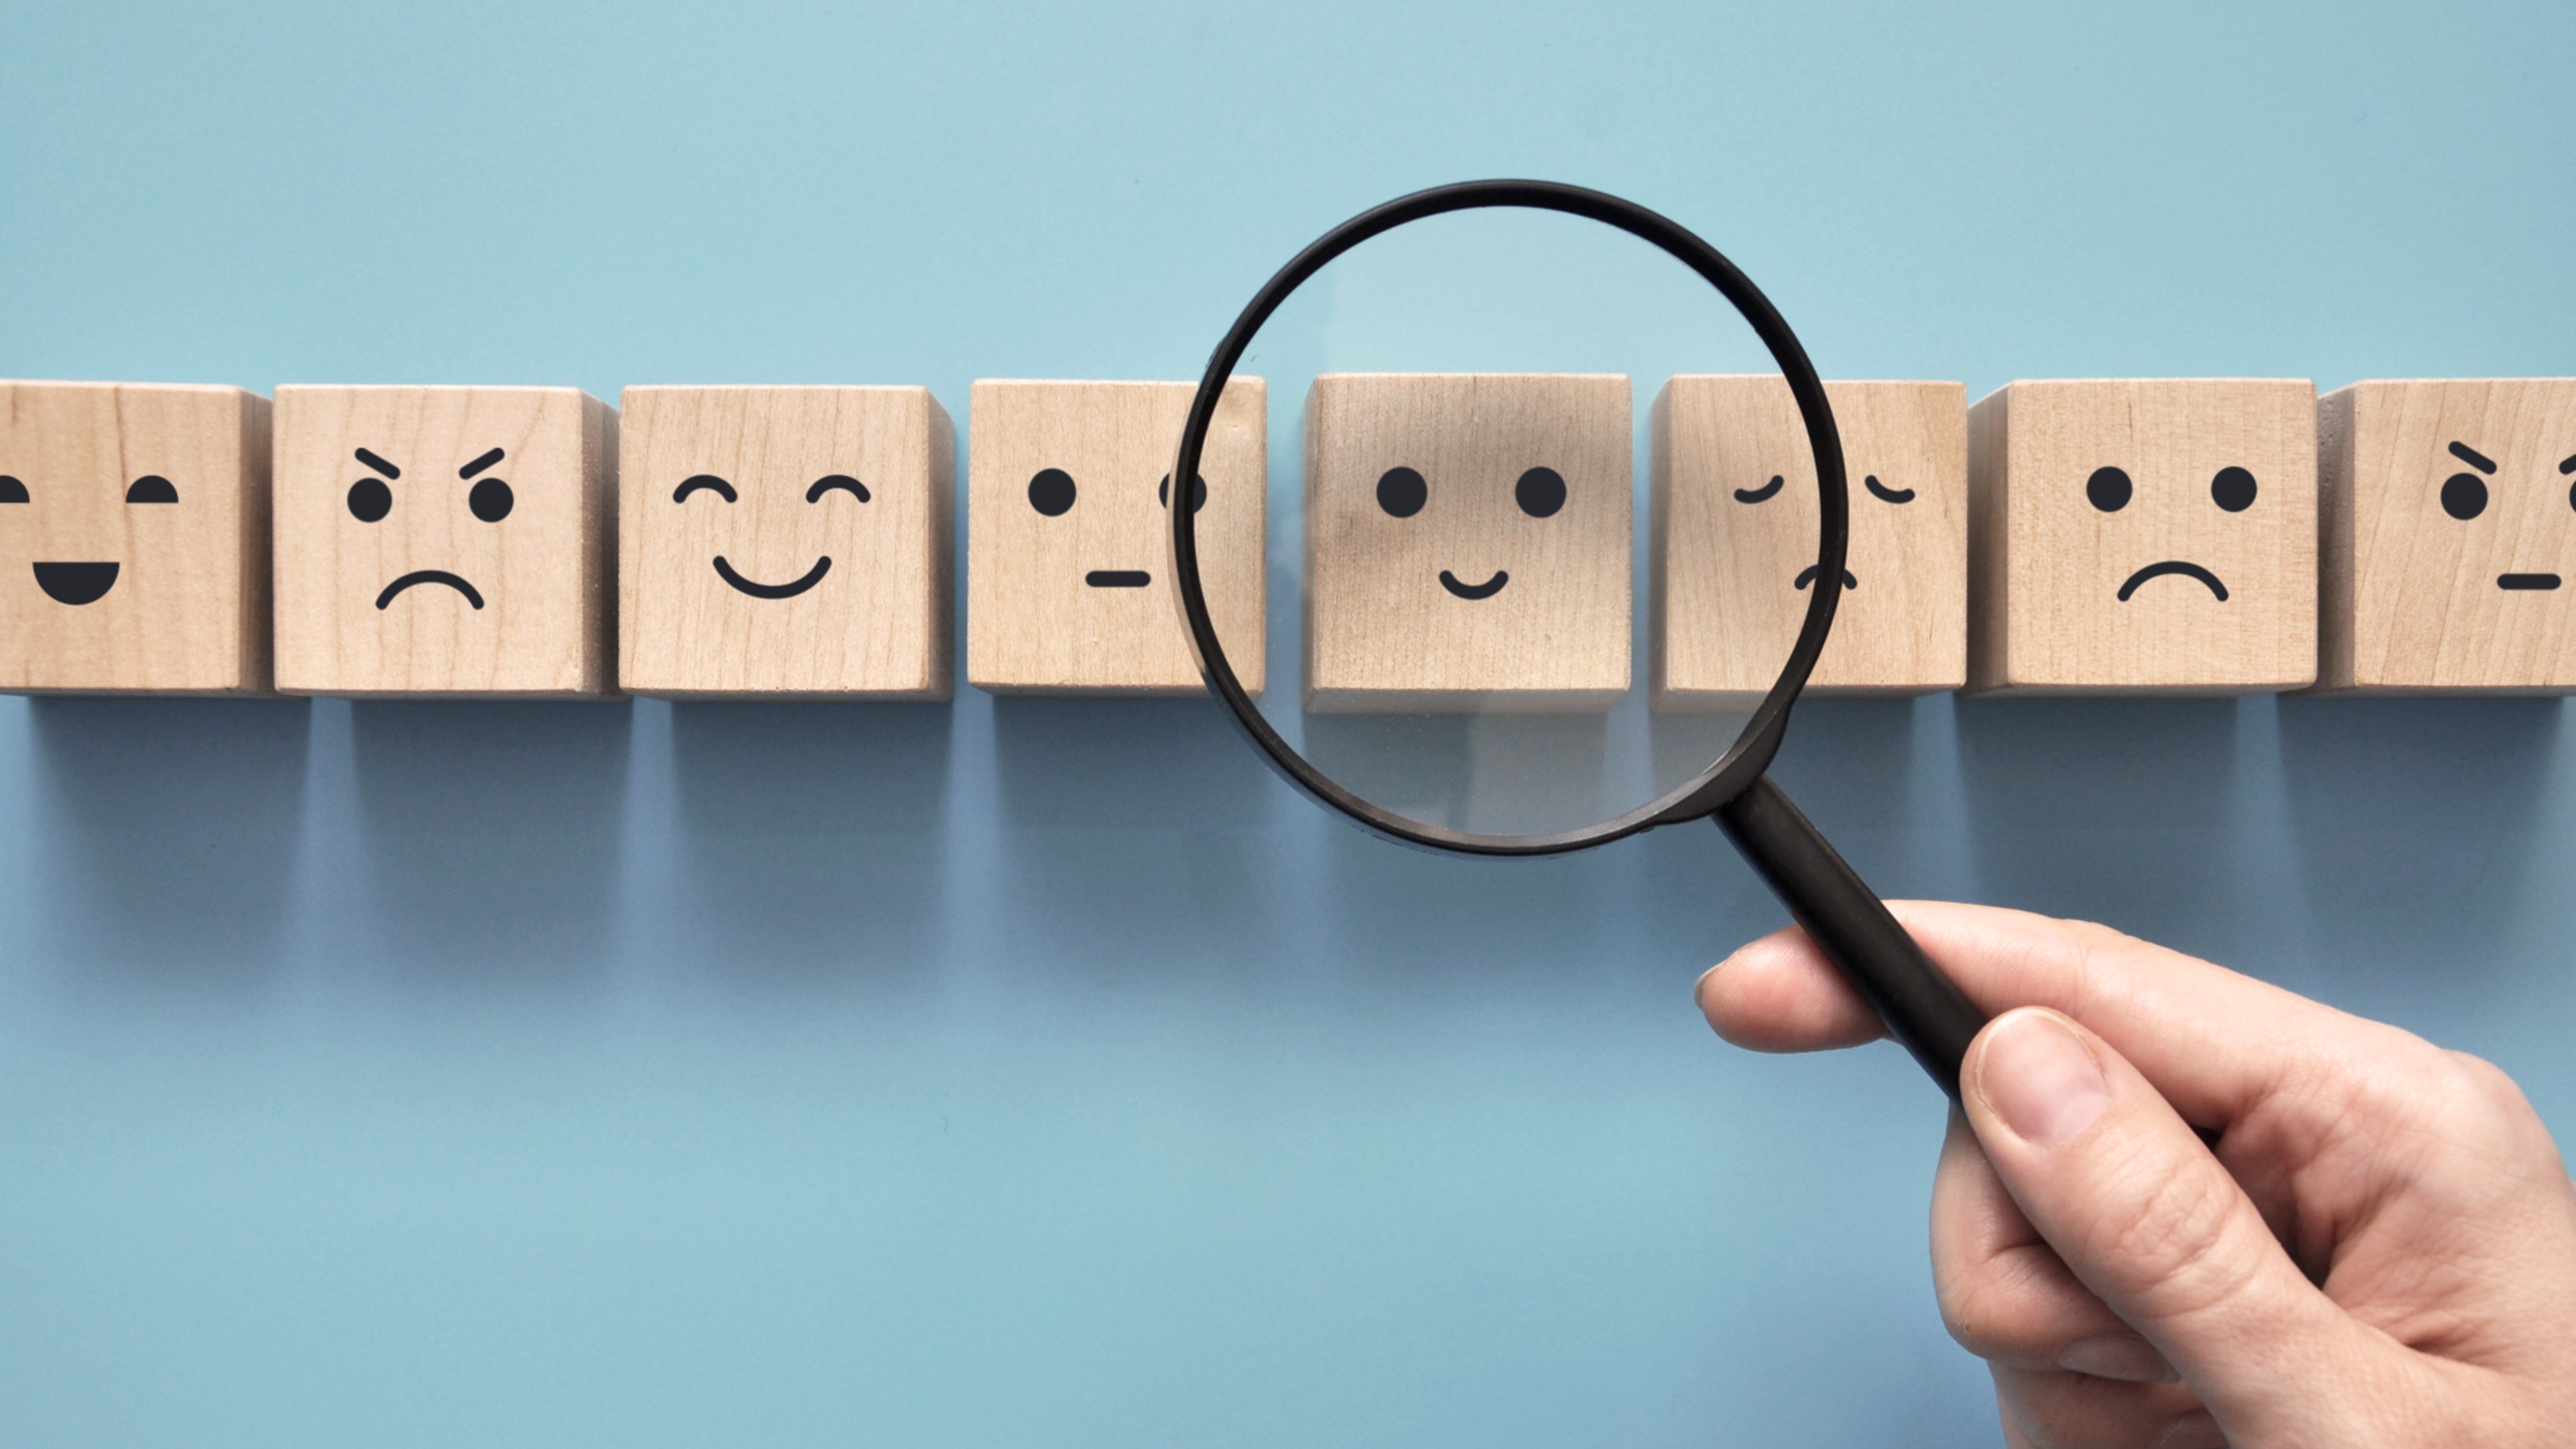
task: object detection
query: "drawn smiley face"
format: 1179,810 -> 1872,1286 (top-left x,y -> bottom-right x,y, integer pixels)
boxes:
0,381 -> 270,694
672,469 -> 868,599
344,444 -> 514,609
1305,373 -> 1630,712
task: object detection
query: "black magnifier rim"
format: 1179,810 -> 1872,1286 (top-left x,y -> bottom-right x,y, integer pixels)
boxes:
1170,179 -> 1848,856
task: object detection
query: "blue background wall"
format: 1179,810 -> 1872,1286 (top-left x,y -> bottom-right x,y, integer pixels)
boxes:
3,2 -> 2572,1443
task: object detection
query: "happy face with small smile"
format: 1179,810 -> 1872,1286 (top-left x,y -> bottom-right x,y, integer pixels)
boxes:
1373,461 -> 1568,599
672,469 -> 869,599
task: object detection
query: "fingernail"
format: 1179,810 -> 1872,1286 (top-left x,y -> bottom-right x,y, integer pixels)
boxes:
2054,1333 -> 2178,1383
1977,1010 -> 2110,1147
2149,1409 -> 2225,1449
1693,955 -> 1739,997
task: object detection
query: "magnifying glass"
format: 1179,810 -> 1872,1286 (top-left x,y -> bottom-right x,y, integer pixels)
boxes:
1167,179 -> 1985,1098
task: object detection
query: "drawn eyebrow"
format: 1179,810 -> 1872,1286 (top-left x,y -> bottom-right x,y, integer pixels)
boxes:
459,448 -> 506,480
354,448 -> 401,478
2562,454 -> 2576,477
2449,441 -> 2497,475
1733,473 -> 1786,504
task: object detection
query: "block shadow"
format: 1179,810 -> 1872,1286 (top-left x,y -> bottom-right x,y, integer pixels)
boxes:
349,701 -> 630,985
668,701 -> 952,989
989,696 -> 1277,976
1955,697 -> 2240,951
1761,697 -> 1921,889
2277,697 -> 2560,978
29,696 -> 310,988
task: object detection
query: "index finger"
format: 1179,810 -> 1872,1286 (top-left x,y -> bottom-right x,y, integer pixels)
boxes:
1697,901 -> 2417,1128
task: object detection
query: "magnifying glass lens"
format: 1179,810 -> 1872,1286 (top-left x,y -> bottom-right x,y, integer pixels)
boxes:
1191,205 -> 1810,842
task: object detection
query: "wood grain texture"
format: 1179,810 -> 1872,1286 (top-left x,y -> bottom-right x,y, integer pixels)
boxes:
274,386 -> 617,697
620,386 -> 952,699
2315,379 -> 2576,693
965,378 -> 1264,696
0,381 -> 270,694
1967,378 -> 2315,695
1306,374 -> 1629,712
1652,376 -> 1966,708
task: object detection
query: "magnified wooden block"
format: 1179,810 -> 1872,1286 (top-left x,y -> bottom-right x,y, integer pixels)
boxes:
0,380 -> 271,694
2314,380 -> 2576,693
966,378 -> 1265,696
274,386 -> 617,696
1967,378 -> 2316,695
1306,373 -> 1630,712
1653,376 -> 1965,708
620,386 -> 952,699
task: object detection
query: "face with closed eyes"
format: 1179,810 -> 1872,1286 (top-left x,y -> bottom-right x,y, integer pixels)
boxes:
620,386 -> 952,698
0,381 -> 269,693
965,378 -> 1266,696
2323,378 -> 2576,691
1653,376 -> 1967,705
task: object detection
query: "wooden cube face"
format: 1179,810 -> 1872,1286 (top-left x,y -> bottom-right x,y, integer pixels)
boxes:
1305,374 -> 1630,712
620,386 -> 952,699
2318,380 -> 2576,692
273,386 -> 615,696
1967,379 -> 2316,694
966,379 -> 1265,696
1653,377 -> 1966,708
0,381 -> 270,694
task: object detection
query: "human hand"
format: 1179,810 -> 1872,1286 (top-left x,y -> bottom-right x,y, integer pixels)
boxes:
1698,902 -> 2576,1448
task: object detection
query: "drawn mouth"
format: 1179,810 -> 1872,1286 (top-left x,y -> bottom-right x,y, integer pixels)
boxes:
1439,569 -> 1508,601
1793,565 -> 1860,591
1086,569 -> 1150,588
2500,573 -> 2562,591
714,555 -> 832,600
376,570 -> 486,609
33,561 -> 120,606
2116,560 -> 2228,602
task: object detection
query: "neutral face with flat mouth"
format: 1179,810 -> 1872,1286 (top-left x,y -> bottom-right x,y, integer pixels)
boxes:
2432,439 -> 2576,592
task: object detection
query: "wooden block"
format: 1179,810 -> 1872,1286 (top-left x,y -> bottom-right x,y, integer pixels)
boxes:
2315,380 -> 2576,693
1306,373 -> 1630,712
0,380 -> 271,694
273,386 -> 617,696
1967,379 -> 2316,695
619,386 -> 952,699
1652,376 -> 1966,708
966,378 -> 1265,696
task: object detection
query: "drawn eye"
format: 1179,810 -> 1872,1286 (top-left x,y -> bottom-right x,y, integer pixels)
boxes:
2442,473 -> 2488,521
1376,466 -> 1426,518
1863,473 -> 1914,505
0,475 -> 27,504
1028,468 -> 1075,517
2211,466 -> 2256,513
1158,473 -> 1208,512
126,474 -> 179,504
808,474 -> 869,503
469,477 -> 514,522
1733,473 -> 1785,504
1515,466 -> 1567,518
673,473 -> 737,503
2087,466 -> 2132,513
347,477 -> 392,522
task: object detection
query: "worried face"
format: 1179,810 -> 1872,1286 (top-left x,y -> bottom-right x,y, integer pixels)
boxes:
0,381 -> 269,693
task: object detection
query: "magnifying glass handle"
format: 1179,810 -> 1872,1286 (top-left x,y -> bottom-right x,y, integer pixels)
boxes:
1713,774 -> 1987,1100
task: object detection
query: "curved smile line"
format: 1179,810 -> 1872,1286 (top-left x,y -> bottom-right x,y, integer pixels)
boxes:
713,555 -> 832,600
1794,564 -> 1860,590
1439,569 -> 1509,601
376,570 -> 485,609
2116,560 -> 2228,602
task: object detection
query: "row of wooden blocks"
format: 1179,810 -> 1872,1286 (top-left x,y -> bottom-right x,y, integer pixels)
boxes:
2,377 -> 2570,701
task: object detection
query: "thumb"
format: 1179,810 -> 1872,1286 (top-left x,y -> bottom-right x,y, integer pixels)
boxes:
1962,1008 -> 2380,1433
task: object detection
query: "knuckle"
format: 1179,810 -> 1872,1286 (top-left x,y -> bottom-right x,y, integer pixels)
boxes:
2082,1155 -> 2256,1316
